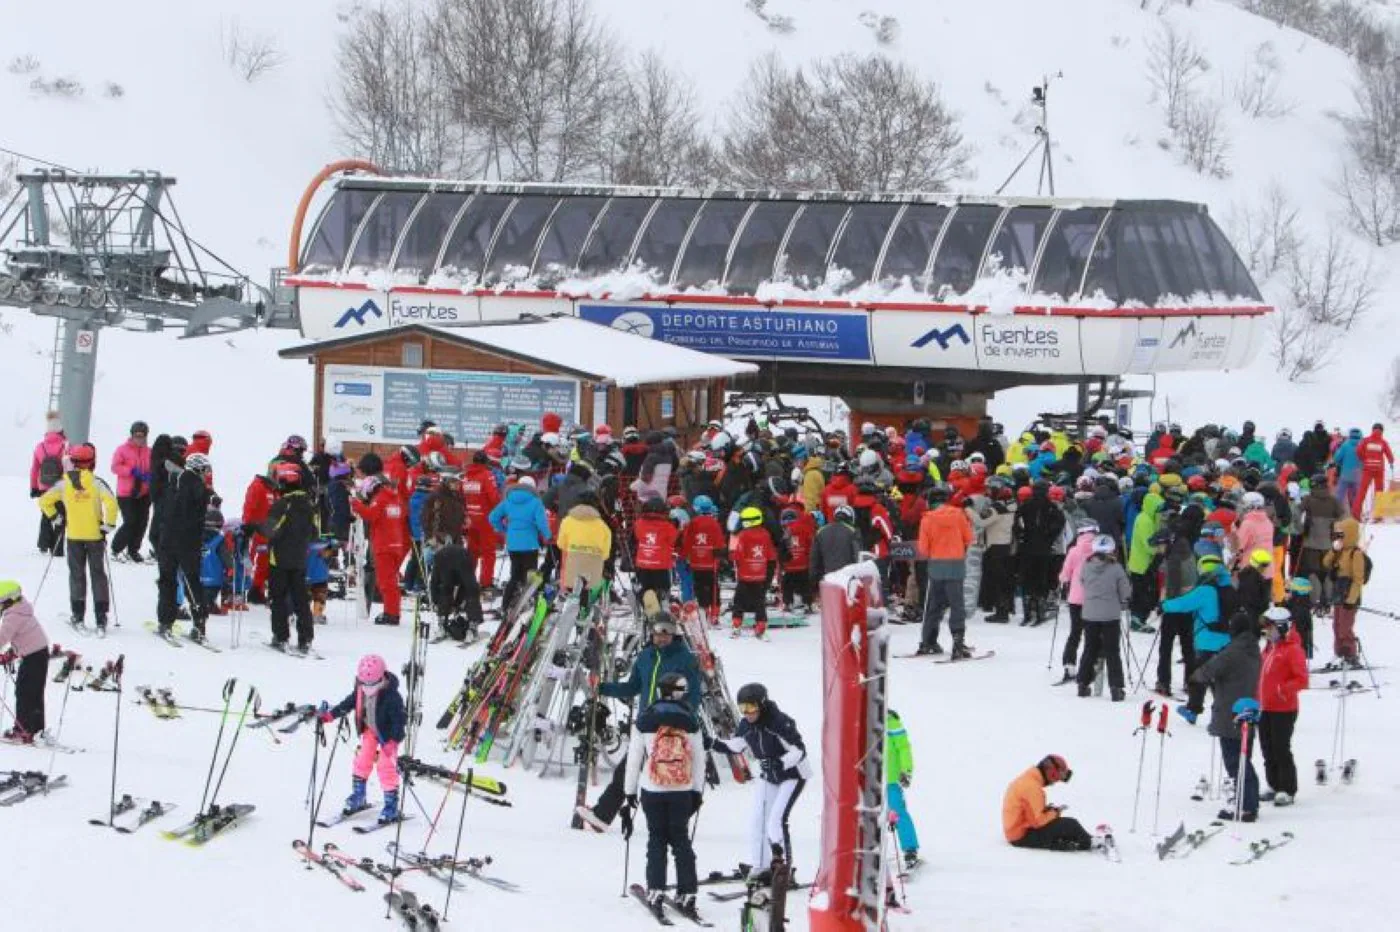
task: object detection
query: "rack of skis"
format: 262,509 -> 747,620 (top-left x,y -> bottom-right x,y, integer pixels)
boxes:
435,571 -> 750,785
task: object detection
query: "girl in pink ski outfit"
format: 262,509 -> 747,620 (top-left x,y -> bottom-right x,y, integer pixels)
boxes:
321,654 -> 406,824
1055,523 -> 1099,683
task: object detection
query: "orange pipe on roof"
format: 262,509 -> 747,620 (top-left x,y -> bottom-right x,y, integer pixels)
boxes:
287,158 -> 385,273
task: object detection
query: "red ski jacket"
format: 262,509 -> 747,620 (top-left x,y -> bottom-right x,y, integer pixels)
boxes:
730,526 -> 777,583
241,475 -> 278,533
1258,629 -> 1309,713
632,513 -> 680,571
352,481 -> 407,553
782,513 -> 817,573
681,515 -> 726,570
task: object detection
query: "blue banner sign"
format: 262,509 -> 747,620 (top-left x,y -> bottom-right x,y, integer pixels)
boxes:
578,303 -> 872,363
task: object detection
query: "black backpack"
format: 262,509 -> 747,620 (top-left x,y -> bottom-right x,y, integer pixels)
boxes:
1205,581 -> 1240,634
38,451 -> 64,488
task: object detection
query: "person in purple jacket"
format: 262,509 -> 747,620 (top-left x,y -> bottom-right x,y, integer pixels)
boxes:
110,421 -> 154,563
30,412 -> 68,556
0,580 -> 51,743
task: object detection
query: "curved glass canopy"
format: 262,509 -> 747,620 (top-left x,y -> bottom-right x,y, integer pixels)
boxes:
299,180 -> 1262,304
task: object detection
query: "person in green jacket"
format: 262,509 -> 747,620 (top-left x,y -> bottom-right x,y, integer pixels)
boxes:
1126,491 -> 1164,633
886,710 -> 920,869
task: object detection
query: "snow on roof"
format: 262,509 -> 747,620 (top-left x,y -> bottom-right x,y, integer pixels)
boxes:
279,316 -> 756,387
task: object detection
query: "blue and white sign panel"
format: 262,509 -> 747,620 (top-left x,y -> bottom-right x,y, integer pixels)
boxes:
577,303 -> 873,364
323,364 -> 579,445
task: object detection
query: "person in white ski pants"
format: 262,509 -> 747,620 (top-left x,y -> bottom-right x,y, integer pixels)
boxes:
719,683 -> 812,876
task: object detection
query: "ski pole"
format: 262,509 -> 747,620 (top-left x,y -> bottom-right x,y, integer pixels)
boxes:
1045,597 -> 1061,671
306,715 -> 347,854
1130,700 -> 1154,833
385,764 -> 413,921
620,810 -> 633,898
104,655 -> 126,828
101,546 -> 121,628
45,659 -> 77,781
208,686 -> 258,811
442,766 -> 473,922
1131,625 -> 1161,693
197,678 -> 237,815
1355,637 -> 1382,699
32,545 -> 57,603
1152,702 -> 1172,836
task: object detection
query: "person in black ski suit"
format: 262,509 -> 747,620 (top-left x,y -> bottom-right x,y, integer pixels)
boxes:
717,683 -> 811,881
1013,481 -> 1066,625
156,449 -> 211,639
1082,478 -> 1126,547
261,462 -> 318,652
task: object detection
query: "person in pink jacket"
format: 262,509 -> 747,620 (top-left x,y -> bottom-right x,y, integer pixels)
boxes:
30,412 -> 68,555
1055,523 -> 1099,684
0,581 -> 51,743
110,421 -> 154,562
1232,493 -> 1275,579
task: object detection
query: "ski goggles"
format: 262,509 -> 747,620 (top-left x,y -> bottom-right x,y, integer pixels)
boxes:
738,702 -> 760,714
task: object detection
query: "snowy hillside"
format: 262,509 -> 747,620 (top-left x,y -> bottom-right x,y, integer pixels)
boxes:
2,0 -> 1396,455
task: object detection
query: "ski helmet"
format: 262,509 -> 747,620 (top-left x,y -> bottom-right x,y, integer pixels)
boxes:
1289,576 -> 1313,595
357,654 -> 387,684
1091,534 -> 1117,555
926,484 -> 950,506
657,672 -> 688,700
642,497 -> 668,515
1249,549 -> 1273,569
284,434 -> 308,455
1038,754 -> 1072,784
736,683 -> 768,709
1076,521 -> 1100,536
834,504 -> 855,524
185,453 -> 212,476
740,506 -> 764,528
0,580 -> 22,608
1240,491 -> 1265,512
1048,485 -> 1066,503
1263,605 -> 1292,635
692,495 -> 716,515
1016,486 -> 1033,503
69,443 -> 96,469
1197,554 -> 1224,575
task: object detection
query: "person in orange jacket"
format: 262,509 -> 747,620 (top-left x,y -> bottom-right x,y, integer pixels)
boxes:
914,485 -> 974,659
351,453 -> 407,626
1002,754 -> 1093,850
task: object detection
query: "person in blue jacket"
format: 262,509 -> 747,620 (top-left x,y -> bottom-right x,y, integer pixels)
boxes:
1162,553 -> 1236,724
489,475 -> 552,616
403,476 -> 433,595
307,536 -> 335,624
1331,427 -> 1364,510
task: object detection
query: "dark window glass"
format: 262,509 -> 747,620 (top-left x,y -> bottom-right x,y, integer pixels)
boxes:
984,206 -> 1053,278
725,201 -> 802,293
929,204 -> 1001,297
828,203 -> 899,291
347,192 -> 423,271
1115,209 -> 1217,303
878,204 -> 949,290
484,196 -> 560,284
1204,217 -> 1262,300
776,203 -> 849,286
1032,207 -> 1108,298
300,189 -> 378,273
532,196 -> 608,280
1082,212 -> 1124,304
576,198 -> 654,275
393,193 -> 467,280
673,200 -> 751,289
436,194 -> 512,284
632,199 -> 703,283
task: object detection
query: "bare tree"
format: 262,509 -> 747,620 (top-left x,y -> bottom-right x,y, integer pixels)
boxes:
1287,227 -> 1377,330
433,0 -> 623,182
1241,0 -> 1323,31
220,18 -> 285,83
1146,19 -> 1209,130
1233,42 -> 1295,119
331,1 -> 468,174
7,55 -> 39,75
746,0 -> 796,34
607,51 -> 716,186
1381,355 -> 1400,420
1339,55 -> 1400,242
1270,302 -> 1340,382
1336,158 -> 1400,245
722,52 -> 968,191
1177,94 -> 1231,178
1228,182 -> 1300,278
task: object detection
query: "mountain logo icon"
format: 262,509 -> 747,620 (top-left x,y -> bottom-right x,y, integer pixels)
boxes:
334,299 -> 384,329
1169,321 -> 1198,349
911,323 -> 971,350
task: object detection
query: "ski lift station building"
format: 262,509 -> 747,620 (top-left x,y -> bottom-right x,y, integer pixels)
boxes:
284,172 -> 1271,436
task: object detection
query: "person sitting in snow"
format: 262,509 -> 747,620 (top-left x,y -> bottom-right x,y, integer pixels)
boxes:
319,653 -> 407,825
1002,754 -> 1092,851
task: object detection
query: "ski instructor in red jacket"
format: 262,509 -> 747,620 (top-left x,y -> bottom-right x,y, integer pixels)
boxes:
352,453 -> 407,626
1355,423 -> 1394,517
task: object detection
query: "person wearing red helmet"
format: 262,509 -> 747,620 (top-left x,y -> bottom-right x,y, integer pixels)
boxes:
1002,755 -> 1093,851
352,455 -> 408,626
188,429 -> 213,456
260,462 -> 318,653
241,469 -> 280,603
37,443 -> 118,633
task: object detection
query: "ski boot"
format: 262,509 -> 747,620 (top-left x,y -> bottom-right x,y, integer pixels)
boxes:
1216,808 -> 1257,823
903,849 -> 921,870
754,620 -> 768,640
1315,759 -> 1328,785
1273,792 -> 1294,807
914,641 -> 943,656
378,789 -> 400,824
1056,664 -> 1076,685
2,725 -> 34,744
674,893 -> 700,920
95,608 -> 109,636
1153,682 -> 1172,698
188,620 -> 207,643
175,605 -> 191,621
343,777 -> 368,816
1129,615 -> 1156,634
1077,683 -> 1091,698
574,805 -> 609,833
293,641 -> 312,657
646,889 -> 667,920
373,613 -> 400,626
70,600 -> 86,632
1110,688 -> 1125,702
949,638 -> 973,661
1176,704 -> 1198,725
985,612 -> 1010,624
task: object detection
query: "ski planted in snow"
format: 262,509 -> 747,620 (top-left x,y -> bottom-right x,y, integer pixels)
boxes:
630,883 -> 674,926
293,839 -> 365,891
1230,831 -> 1295,865
115,800 -> 176,834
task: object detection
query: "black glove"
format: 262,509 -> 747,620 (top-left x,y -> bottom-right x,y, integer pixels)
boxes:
691,791 -> 703,815
620,795 -> 638,840
898,773 -> 911,790
29,489 -> 41,499
760,758 -> 783,783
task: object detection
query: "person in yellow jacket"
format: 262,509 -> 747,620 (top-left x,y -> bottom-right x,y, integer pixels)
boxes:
800,454 -> 826,513
1322,516 -> 1367,666
555,489 -> 613,594
38,443 -> 118,632
1002,755 -> 1093,850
